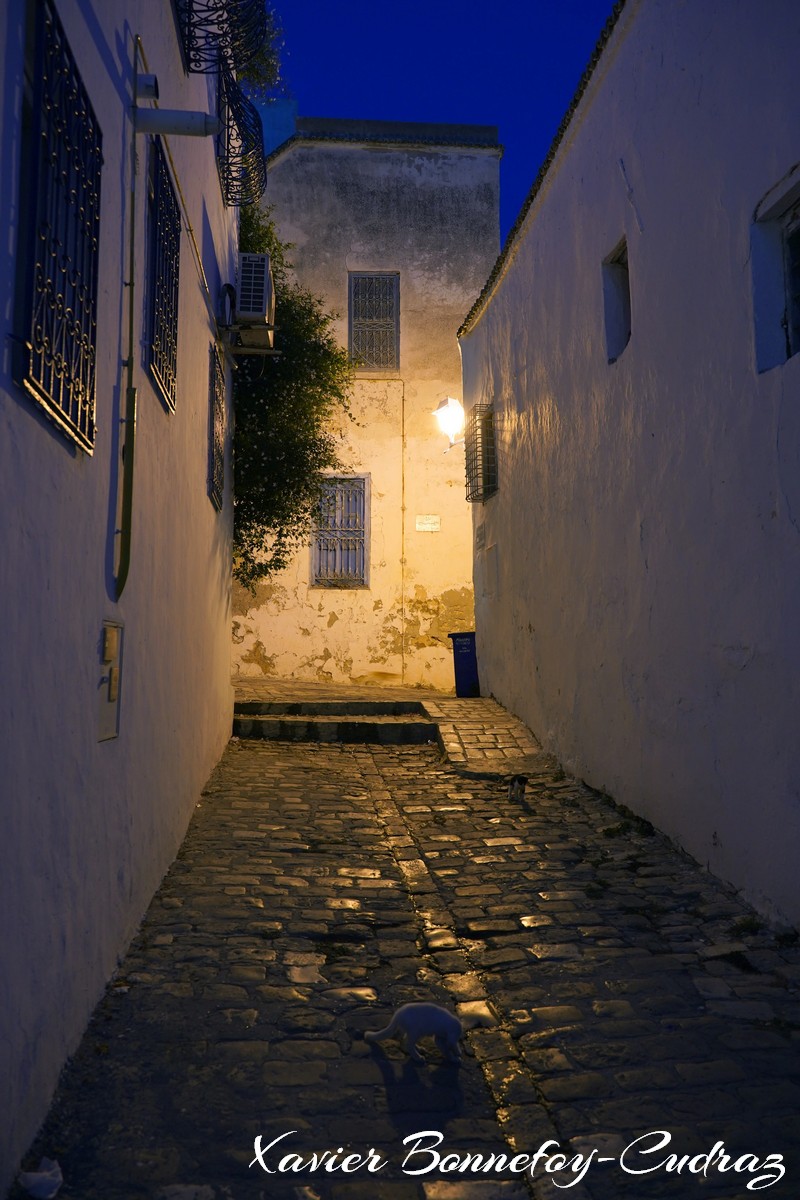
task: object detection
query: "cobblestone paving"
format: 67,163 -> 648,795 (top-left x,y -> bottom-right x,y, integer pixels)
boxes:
11,694 -> 800,1200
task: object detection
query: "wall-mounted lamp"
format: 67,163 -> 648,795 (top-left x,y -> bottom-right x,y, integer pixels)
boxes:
433,396 -> 465,448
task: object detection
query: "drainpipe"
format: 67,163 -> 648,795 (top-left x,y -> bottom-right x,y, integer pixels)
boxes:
115,39 -> 141,600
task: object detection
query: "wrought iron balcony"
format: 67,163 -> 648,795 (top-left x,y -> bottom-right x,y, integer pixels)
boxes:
217,64 -> 266,206
175,0 -> 267,74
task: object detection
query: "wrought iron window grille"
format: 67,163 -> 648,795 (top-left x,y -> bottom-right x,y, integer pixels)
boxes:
465,404 -> 498,503
174,0 -> 267,75
216,64 -> 266,207
208,345 -> 225,508
14,0 -> 103,452
312,477 -> 369,588
147,138 -> 181,410
349,273 -> 400,370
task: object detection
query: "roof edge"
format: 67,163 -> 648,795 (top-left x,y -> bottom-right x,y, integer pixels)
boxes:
296,116 -> 500,145
266,116 -> 503,167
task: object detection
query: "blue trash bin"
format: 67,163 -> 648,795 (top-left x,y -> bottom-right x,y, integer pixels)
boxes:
448,632 -> 480,697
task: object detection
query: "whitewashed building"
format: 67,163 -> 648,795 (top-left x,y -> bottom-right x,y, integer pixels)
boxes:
232,118 -> 501,690
459,0 -> 800,924
0,0 -> 266,1186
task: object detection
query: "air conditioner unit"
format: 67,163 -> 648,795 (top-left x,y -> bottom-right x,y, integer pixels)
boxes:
236,252 -> 275,348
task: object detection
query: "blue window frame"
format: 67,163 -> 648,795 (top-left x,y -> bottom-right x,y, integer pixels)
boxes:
312,477 -> 369,587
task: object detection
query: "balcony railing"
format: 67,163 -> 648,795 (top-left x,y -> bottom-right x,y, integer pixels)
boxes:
217,64 -> 266,206
175,0 -> 267,74
173,1 -> 267,205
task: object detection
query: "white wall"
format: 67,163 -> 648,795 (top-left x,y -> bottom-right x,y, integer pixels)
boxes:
0,0 -> 236,1186
232,128 -> 500,689
460,0 -> 800,924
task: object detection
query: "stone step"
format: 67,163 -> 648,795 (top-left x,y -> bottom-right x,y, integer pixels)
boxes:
235,699 -> 426,717
232,710 -> 439,745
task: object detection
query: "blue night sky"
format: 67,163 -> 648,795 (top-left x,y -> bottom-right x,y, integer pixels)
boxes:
269,0 -> 616,241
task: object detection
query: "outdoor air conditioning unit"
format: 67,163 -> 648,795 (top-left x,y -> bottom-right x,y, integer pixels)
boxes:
236,252 -> 275,348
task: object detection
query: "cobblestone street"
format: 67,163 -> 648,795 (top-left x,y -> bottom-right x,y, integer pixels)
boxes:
12,687 -> 800,1200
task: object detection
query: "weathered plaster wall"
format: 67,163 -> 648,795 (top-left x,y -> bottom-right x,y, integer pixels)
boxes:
460,0 -> 800,923
232,129 -> 500,690
0,0 -> 236,1186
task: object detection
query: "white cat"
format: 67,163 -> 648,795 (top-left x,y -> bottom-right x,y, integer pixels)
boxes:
364,1002 -> 464,1063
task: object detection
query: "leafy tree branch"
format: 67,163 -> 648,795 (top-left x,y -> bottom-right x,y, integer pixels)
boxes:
232,204 -> 354,589
236,3 -> 283,102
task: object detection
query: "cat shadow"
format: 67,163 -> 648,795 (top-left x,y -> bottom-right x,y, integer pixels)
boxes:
367,1043 -> 465,1138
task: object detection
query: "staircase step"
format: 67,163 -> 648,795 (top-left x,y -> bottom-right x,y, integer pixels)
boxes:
232,711 -> 438,745
235,699 -> 425,717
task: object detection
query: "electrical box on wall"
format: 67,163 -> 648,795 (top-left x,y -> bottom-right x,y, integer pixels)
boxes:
98,620 -> 124,741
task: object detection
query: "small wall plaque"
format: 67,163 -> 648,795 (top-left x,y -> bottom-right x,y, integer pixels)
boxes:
415,514 -> 441,532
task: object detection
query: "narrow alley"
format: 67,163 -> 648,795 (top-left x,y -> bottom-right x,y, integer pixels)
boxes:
12,686 -> 800,1200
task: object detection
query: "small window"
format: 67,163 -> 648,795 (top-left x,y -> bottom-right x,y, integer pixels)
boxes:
349,273 -> 399,370
208,346 -> 225,509
782,208 -> 800,358
751,170 -> 800,372
312,476 -> 369,587
147,138 -> 181,410
602,238 -> 632,363
13,0 -> 103,452
465,404 -> 498,503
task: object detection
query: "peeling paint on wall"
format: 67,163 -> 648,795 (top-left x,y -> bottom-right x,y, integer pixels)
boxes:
232,578 -> 290,618
240,639 -> 278,676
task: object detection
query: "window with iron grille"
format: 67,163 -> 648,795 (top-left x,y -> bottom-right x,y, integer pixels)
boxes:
147,138 -> 181,410
173,0 -> 268,76
312,477 -> 369,587
208,345 -> 225,509
349,274 -> 399,370
13,0 -> 103,452
465,404 -> 498,503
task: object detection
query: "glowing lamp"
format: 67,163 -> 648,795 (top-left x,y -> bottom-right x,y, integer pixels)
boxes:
433,396 -> 465,447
